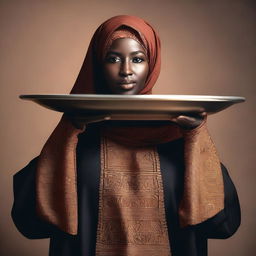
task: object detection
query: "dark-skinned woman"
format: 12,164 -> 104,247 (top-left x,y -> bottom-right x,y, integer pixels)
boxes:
12,15 -> 240,256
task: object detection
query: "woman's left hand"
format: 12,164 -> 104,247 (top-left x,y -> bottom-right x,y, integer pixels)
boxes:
170,112 -> 207,130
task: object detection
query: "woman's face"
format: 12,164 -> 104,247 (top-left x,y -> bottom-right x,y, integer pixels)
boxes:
103,38 -> 149,95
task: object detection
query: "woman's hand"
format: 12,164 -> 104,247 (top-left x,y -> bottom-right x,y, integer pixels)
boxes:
170,112 -> 207,130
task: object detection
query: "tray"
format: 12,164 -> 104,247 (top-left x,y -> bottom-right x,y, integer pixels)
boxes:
19,94 -> 245,120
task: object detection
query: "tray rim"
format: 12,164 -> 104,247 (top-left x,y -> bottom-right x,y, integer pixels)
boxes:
19,94 -> 246,103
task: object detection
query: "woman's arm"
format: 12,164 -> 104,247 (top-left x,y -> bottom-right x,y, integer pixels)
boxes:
11,157 -> 55,239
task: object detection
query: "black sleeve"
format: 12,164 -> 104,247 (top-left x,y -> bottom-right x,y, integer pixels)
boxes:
196,164 -> 241,239
11,157 -> 55,239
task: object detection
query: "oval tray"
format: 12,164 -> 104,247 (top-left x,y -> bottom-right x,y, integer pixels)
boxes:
20,94 -> 245,120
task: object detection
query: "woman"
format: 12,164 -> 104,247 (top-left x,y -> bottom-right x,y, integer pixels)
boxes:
12,15 -> 240,256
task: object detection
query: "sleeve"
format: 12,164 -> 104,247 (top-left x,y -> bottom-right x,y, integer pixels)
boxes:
11,157 -> 55,239
196,163 -> 241,239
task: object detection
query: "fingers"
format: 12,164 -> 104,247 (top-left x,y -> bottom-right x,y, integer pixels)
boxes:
68,115 -> 111,129
171,112 -> 207,129
75,116 -> 111,123
201,112 -> 207,117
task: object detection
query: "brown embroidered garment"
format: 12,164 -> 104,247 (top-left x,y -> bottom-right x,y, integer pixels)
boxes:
95,136 -> 171,256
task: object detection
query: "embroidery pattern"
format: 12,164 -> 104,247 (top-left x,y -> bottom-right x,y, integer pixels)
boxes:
95,136 -> 171,256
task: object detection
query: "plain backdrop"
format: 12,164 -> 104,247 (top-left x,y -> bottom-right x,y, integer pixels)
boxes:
0,0 -> 255,255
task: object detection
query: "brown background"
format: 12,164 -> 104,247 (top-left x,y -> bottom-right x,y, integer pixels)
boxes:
1,0 -> 255,255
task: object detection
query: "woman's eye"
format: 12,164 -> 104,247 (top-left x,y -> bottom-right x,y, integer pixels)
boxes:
107,56 -> 120,63
132,57 -> 144,63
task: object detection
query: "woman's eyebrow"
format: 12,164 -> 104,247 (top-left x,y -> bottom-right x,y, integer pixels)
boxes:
106,51 -> 122,56
130,50 -> 146,55
106,50 -> 146,56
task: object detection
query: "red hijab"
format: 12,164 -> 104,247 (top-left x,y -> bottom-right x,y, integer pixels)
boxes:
71,15 -> 161,95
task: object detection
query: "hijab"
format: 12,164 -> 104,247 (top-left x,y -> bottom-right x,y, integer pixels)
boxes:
70,15 -> 160,95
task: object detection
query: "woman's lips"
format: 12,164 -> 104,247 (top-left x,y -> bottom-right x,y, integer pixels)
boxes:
118,82 -> 136,90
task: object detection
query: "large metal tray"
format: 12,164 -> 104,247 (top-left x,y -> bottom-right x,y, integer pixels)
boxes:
20,94 -> 245,120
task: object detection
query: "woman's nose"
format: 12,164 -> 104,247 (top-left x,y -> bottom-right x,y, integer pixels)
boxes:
119,59 -> 133,76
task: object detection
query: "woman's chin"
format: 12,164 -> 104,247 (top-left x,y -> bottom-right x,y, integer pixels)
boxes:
107,88 -> 138,95
107,85 -> 145,95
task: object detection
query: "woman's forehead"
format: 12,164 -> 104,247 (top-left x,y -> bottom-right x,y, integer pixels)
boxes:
107,38 -> 146,55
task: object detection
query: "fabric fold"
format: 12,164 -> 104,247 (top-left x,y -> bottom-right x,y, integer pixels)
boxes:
179,120 -> 224,226
36,116 -> 85,235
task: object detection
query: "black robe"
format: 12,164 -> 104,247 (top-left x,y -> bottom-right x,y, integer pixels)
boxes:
11,124 -> 241,256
